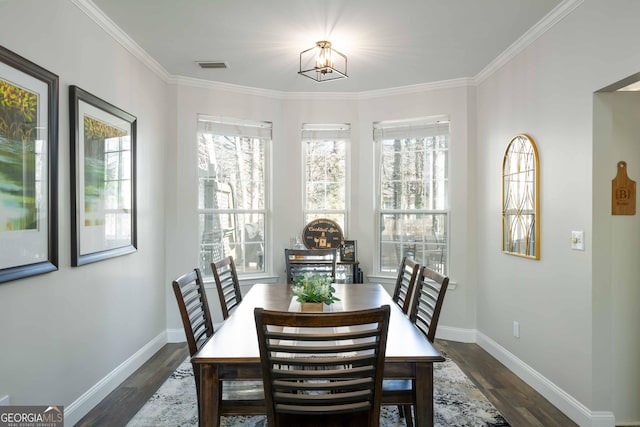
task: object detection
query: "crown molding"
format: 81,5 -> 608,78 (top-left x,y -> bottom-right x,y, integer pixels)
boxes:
356,78 -> 475,100
170,75 -> 289,99
75,0 -> 581,98
475,0 -> 584,84
71,0 -> 171,83
171,75 -> 474,100
282,90 -> 362,101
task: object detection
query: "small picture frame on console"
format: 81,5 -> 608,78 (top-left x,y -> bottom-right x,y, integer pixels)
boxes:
340,240 -> 357,262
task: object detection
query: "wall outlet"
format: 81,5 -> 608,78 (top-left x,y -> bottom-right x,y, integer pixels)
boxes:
513,321 -> 520,338
0,395 -> 10,405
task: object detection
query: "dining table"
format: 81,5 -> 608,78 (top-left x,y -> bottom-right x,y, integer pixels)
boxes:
191,282 -> 445,427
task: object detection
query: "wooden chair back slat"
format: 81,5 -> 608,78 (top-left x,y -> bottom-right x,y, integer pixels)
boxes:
212,256 -> 243,319
409,266 -> 449,342
172,268 -> 215,406
391,257 -> 420,314
255,306 -> 390,427
284,248 -> 337,284
172,268 -> 214,357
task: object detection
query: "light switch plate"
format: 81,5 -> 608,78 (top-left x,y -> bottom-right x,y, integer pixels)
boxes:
571,231 -> 585,250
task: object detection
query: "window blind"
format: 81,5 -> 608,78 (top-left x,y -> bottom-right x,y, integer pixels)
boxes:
302,123 -> 351,141
198,115 -> 272,139
373,116 -> 449,140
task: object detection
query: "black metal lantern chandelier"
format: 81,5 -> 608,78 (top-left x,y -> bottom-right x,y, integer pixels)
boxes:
298,40 -> 348,82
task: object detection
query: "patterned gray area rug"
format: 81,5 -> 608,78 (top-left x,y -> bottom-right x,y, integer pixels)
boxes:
127,355 -> 510,426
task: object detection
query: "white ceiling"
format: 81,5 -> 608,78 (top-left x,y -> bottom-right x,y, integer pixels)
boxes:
91,0 -> 563,93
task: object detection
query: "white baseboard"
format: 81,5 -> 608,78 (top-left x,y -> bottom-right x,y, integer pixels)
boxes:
436,325 -> 476,343
64,331 -> 167,426
475,331 -> 615,427
167,327 -> 186,343
0,395 -> 9,406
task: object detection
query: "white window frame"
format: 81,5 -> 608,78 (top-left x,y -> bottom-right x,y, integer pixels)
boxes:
197,115 -> 271,279
301,123 -> 350,234
374,116 -> 450,276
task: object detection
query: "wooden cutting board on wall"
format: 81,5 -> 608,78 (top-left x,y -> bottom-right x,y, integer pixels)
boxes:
612,161 -> 636,215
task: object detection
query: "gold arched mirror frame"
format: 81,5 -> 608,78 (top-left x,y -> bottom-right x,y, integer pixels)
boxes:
502,134 -> 540,259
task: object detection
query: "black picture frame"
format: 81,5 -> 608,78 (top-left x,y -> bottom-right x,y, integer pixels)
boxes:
70,86 -> 137,266
0,46 -> 59,284
340,240 -> 357,262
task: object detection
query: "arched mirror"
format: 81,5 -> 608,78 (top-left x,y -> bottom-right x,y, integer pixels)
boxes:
502,134 -> 540,259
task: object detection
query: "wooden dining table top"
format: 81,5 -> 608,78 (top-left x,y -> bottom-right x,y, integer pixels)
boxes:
192,282 -> 444,365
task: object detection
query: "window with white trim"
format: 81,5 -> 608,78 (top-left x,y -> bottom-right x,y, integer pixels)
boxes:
302,123 -> 350,233
374,117 -> 449,275
197,115 -> 271,277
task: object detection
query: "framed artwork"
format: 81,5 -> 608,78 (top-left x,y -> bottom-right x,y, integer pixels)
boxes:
70,86 -> 137,266
0,46 -> 59,284
340,240 -> 357,262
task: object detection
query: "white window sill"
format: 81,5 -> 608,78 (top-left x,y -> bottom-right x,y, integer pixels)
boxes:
367,274 -> 457,290
204,274 -> 280,290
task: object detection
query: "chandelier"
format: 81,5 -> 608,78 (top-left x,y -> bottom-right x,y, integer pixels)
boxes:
298,41 -> 348,82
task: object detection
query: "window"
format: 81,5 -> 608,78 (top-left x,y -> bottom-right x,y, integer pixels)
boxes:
197,115 -> 271,277
374,117 -> 449,275
302,123 -> 350,232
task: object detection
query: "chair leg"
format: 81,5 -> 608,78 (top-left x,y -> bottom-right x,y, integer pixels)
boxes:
400,404 -> 414,427
191,363 -> 201,416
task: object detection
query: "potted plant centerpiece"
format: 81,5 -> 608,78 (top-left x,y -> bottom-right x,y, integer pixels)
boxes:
291,272 -> 340,312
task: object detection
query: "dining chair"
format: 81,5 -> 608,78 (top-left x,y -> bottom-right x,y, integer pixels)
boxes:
409,265 -> 450,342
172,268 -> 215,403
211,255 -> 242,319
388,256 -> 420,425
254,305 -> 391,427
382,265 -> 450,427
172,268 -> 264,419
284,248 -> 337,283
391,257 -> 420,315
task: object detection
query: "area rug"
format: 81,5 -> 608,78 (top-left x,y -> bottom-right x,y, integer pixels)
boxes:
127,355 -> 510,426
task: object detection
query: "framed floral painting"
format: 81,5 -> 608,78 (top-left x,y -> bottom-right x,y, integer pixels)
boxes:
69,86 -> 137,266
0,46 -> 59,284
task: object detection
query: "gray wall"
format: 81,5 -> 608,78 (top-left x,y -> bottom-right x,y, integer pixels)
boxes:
0,1 -> 170,424
476,0 -> 640,423
593,92 -> 640,422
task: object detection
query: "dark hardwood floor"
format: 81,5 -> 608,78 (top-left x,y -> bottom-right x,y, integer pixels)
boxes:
76,340 -> 577,427
438,340 -> 577,427
75,343 -> 189,427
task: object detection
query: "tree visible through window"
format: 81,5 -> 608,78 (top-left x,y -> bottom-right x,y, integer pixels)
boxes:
375,118 -> 449,275
197,116 -> 271,277
302,124 -> 349,232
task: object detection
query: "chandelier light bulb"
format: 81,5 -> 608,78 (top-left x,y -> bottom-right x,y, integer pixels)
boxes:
316,41 -> 334,72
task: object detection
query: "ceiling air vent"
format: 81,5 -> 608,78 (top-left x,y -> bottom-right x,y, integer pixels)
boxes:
196,61 -> 229,69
